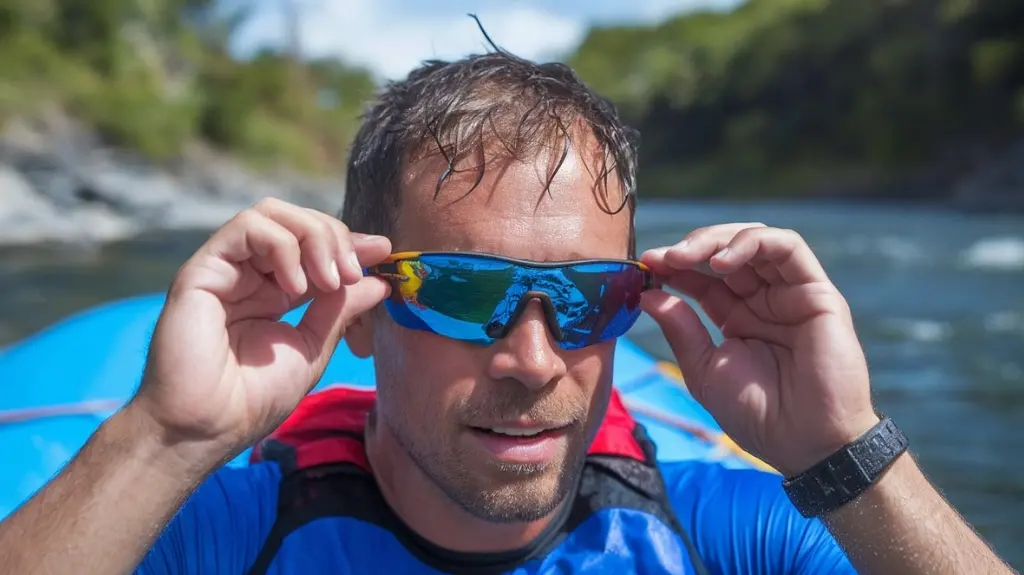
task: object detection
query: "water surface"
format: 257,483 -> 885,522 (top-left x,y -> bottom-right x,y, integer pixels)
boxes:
1,200 -> 1022,567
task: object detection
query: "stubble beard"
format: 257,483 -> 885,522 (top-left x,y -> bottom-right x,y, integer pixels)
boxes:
392,416 -> 590,524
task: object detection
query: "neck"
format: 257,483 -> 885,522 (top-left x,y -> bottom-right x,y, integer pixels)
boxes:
365,418 -> 563,553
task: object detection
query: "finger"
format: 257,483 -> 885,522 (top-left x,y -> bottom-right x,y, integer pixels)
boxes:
743,282 -> 848,325
351,233 -> 392,270
307,207 -> 358,285
223,278 -> 319,323
648,242 -> 765,302
302,209 -> 393,286
710,227 -> 828,285
641,246 -> 700,276
296,276 -> 391,373
661,270 -> 742,328
226,239 -> 391,325
640,289 -> 716,386
204,210 -> 306,296
253,199 -> 343,292
664,273 -> 802,344
643,223 -> 767,273
722,264 -> 764,298
305,209 -> 363,286
753,261 -> 784,284
718,299 -> 796,346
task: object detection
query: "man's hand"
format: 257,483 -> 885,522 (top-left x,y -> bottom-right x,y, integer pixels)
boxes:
0,198 -> 395,575
640,223 -> 1015,575
129,197 -> 392,469
639,222 -> 878,476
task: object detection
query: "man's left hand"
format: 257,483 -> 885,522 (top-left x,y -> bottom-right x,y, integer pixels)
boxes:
640,223 -> 880,477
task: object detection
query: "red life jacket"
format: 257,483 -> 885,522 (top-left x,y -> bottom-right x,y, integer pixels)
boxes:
249,385 -> 648,472
245,385 -> 710,575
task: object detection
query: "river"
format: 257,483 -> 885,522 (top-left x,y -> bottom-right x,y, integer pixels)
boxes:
1,199 -> 1023,568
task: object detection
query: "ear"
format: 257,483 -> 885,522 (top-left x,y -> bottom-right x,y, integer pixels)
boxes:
345,308 -> 376,359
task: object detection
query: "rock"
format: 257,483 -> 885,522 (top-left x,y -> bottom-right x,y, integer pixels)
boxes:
0,165 -> 62,244
0,113 -> 347,246
0,164 -> 136,245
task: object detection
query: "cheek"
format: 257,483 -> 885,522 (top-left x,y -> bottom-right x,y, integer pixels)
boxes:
372,321 -> 483,429
567,341 -> 616,392
566,343 -> 617,435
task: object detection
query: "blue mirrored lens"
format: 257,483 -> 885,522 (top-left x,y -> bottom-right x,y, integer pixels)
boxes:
379,254 -> 648,349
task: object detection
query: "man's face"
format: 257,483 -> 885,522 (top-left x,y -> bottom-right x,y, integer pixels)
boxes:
365,132 -> 632,523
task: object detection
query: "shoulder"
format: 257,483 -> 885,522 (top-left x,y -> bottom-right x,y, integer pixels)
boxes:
135,461 -> 283,575
659,460 -> 857,575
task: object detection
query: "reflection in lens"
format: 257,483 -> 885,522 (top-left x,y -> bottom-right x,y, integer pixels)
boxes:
416,256 -> 516,324
385,255 -> 649,349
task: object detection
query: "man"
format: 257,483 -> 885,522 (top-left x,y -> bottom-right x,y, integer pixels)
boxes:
0,51 -> 1014,575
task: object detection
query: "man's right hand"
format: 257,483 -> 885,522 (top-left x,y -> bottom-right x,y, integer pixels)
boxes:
127,198 -> 392,468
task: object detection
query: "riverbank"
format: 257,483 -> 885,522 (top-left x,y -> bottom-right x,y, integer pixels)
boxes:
3,112 -> 1024,247
0,113 -> 346,246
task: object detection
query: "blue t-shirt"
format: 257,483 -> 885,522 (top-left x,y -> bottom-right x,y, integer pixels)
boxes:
135,458 -> 855,574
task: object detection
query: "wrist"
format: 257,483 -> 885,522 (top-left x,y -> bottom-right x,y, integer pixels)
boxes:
782,414 -> 909,518
782,412 -> 882,477
113,404 -> 227,484
821,448 -> 914,521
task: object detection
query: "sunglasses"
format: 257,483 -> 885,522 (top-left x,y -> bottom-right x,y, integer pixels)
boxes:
365,251 -> 654,350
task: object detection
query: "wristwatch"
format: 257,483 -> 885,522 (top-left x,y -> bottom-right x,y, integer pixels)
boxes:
782,416 -> 909,518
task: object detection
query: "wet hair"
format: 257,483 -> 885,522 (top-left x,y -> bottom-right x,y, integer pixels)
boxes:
340,21 -> 640,256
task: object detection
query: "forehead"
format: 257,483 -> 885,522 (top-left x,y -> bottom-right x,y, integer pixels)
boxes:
393,134 -> 632,261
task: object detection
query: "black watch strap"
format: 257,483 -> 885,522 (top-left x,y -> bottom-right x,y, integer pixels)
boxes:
782,416 -> 909,518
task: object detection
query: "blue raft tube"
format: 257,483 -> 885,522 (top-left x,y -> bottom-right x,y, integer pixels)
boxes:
0,294 -> 774,519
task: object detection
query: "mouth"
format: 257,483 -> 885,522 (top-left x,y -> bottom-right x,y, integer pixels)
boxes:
465,424 -> 573,466
473,425 -> 566,437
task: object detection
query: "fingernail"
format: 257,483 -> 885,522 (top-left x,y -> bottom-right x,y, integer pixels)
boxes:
676,240 -> 690,250
354,234 -> 388,244
294,269 -> 308,294
713,247 -> 730,260
330,260 -> 341,286
347,252 -> 361,276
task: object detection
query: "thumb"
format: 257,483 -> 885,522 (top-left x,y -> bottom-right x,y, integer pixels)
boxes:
640,289 -> 716,391
297,276 -> 391,370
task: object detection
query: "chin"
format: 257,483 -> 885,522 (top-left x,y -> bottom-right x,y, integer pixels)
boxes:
438,449 -> 584,524
457,470 -> 570,524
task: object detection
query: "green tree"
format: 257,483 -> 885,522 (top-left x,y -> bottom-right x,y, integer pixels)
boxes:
569,0 -> 1024,199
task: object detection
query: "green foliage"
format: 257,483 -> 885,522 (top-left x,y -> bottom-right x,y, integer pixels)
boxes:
0,0 -> 375,174
0,31 -> 98,118
569,0 -> 1024,198
72,70 -> 201,159
3,0 -> 1023,198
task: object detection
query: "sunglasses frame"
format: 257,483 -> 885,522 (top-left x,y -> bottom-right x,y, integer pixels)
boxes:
365,251 -> 655,345
371,250 -> 652,270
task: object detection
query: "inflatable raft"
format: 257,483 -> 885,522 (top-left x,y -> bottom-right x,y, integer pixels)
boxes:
0,294 -> 773,520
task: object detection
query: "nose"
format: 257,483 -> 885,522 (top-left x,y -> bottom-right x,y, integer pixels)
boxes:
487,300 -> 568,390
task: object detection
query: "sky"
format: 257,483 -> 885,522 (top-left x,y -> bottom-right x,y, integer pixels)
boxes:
228,0 -> 742,80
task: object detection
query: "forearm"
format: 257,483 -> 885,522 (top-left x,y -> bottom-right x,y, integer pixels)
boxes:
823,452 -> 1015,575
0,406 -> 212,574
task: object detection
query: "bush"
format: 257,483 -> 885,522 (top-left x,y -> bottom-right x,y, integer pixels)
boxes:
0,0 -> 374,176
